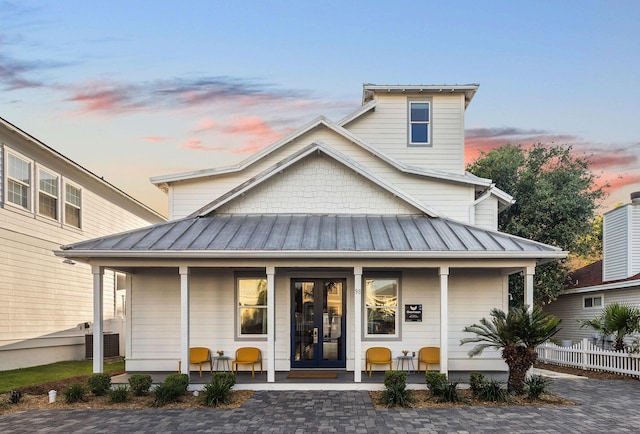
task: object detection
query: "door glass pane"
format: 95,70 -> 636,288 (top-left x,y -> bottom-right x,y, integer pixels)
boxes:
323,281 -> 342,361
294,281 -> 315,361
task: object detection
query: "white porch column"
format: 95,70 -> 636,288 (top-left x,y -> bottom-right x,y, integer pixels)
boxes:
525,266 -> 535,311
353,266 -> 362,383
125,273 -> 133,360
180,267 -> 190,375
266,266 -> 275,383
92,266 -> 104,373
439,267 -> 449,375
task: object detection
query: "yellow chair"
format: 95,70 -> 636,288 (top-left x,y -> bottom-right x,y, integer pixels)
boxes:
178,347 -> 213,377
232,347 -> 263,377
365,347 -> 392,377
417,347 -> 440,373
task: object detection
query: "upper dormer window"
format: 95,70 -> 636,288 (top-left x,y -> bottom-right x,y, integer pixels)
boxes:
408,100 -> 431,146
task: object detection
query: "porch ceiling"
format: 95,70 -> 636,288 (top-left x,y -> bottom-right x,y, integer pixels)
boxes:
57,214 -> 565,260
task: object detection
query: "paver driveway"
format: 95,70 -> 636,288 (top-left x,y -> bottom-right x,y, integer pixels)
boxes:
1,378 -> 638,433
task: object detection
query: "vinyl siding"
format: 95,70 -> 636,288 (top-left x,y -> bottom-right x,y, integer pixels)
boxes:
603,205 -> 631,280
474,196 -> 498,230
0,137 -> 163,370
544,285 -> 640,344
344,93 -> 465,174
125,267 -> 508,373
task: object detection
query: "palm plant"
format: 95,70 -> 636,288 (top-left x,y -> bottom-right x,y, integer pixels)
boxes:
580,303 -> 640,351
460,305 -> 561,395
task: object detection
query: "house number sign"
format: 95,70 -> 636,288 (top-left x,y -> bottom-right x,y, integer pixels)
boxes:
404,304 -> 422,322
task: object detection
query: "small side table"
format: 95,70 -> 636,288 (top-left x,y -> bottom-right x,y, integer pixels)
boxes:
213,355 -> 231,372
396,355 -> 415,373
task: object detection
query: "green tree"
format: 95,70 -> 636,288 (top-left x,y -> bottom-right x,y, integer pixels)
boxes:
580,303 -> 640,351
461,305 -> 561,394
467,143 -> 606,304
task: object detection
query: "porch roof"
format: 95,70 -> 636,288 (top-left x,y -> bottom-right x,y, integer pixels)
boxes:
57,214 -> 565,260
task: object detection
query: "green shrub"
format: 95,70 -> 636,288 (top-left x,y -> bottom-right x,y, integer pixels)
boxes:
128,374 -> 153,396
425,372 -> 447,395
9,389 -> 23,404
380,370 -> 413,408
63,384 -> 87,403
476,379 -> 509,402
525,375 -> 550,400
436,381 -> 463,403
164,373 -> 189,393
87,373 -> 111,396
108,385 -> 130,403
152,382 -> 185,407
469,372 -> 487,397
201,372 -> 236,407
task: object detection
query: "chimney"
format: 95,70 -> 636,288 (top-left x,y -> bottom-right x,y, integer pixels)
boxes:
632,191 -> 640,205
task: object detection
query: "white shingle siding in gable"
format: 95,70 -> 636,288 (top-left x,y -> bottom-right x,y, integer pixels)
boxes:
216,155 -> 419,215
633,205 -> 640,276
343,93 -> 466,174
169,126 -> 477,222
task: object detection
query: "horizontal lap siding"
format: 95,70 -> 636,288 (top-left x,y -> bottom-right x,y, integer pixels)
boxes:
0,181 -> 159,348
345,94 -> 465,174
545,286 -> 640,344
450,269 -> 505,366
475,197 -> 498,230
603,207 -> 629,280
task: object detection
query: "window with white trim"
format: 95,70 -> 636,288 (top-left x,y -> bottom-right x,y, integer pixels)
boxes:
583,295 -> 603,309
7,153 -> 31,209
364,276 -> 399,337
237,277 -> 267,336
64,183 -> 82,228
408,100 -> 431,145
38,169 -> 59,220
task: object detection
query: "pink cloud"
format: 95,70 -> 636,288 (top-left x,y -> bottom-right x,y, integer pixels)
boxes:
179,138 -> 225,152
140,136 -> 167,143
194,118 -> 217,132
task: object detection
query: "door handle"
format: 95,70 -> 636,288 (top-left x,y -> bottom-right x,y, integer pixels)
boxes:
313,327 -> 318,344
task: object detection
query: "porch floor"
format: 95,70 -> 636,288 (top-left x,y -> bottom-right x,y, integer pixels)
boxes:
111,370 -> 503,391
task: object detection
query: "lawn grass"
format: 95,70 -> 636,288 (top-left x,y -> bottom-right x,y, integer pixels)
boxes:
0,359 -> 124,393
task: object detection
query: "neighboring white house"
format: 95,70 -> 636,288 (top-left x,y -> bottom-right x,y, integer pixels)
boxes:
0,116 -> 165,370
56,83 -> 566,382
544,193 -> 640,344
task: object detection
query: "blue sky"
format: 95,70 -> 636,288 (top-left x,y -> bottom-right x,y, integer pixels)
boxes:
1,0 -> 639,216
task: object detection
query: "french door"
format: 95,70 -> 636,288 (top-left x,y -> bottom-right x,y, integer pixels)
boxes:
291,279 -> 346,368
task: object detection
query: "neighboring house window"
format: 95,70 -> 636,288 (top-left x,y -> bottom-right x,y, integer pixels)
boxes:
408,101 -> 430,145
7,153 -> 31,209
364,276 -> 399,337
64,184 -> 82,228
237,277 -> 267,336
583,295 -> 603,309
38,169 -> 59,220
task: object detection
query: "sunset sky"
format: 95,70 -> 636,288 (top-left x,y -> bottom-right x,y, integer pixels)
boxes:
1,1 -> 638,217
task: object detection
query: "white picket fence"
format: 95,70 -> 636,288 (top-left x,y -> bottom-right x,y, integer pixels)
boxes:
536,338 -> 640,379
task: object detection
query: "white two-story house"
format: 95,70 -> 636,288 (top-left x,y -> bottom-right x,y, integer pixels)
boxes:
56,83 -> 566,382
0,117 -> 165,370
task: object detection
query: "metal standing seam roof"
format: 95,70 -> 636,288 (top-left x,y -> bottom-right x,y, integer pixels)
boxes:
59,214 -> 563,256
